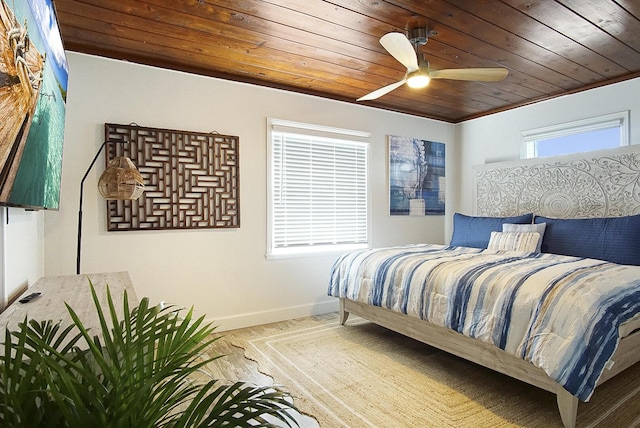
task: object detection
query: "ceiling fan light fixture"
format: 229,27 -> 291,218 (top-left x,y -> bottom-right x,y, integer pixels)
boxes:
356,30 -> 508,102
406,72 -> 430,89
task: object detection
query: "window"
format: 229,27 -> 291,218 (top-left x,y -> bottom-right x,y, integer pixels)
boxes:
521,111 -> 629,159
267,119 -> 369,258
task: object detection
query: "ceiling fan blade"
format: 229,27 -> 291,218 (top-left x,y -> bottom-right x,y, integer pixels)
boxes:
380,32 -> 419,72
357,78 -> 407,101
429,68 -> 509,81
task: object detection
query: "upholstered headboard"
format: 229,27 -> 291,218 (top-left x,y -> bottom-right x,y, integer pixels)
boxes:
473,145 -> 640,219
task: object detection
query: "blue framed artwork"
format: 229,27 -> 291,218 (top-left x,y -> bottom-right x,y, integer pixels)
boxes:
388,135 -> 445,216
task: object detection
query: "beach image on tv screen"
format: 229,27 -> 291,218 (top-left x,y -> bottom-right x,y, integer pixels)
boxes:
0,0 -> 68,209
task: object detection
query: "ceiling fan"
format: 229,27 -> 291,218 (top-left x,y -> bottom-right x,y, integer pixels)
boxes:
357,28 -> 509,101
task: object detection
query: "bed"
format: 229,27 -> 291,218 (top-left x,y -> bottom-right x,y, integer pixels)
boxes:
328,146 -> 640,428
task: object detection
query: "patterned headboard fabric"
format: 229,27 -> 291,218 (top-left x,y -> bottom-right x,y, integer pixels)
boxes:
473,145 -> 640,219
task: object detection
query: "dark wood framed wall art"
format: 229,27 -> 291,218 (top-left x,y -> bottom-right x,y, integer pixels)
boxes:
104,123 -> 239,231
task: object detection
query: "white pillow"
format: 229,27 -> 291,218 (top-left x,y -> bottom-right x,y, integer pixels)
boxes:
487,231 -> 540,253
503,222 -> 546,253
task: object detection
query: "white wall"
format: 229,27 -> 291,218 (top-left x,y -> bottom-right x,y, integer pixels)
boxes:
455,77 -> 640,231
0,208 -> 43,309
11,56 -> 639,329
43,52 -> 456,330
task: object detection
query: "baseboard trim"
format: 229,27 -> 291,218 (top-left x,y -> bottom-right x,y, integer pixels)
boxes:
208,299 -> 340,332
3,280 -> 29,312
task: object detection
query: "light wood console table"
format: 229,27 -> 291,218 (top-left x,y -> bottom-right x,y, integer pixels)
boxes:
0,272 -> 137,337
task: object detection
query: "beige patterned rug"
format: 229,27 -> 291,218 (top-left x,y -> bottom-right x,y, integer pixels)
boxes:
229,315 -> 640,428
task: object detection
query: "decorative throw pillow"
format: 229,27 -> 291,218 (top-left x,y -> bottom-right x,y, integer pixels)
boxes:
449,213 -> 534,249
487,231 -> 540,253
503,223 -> 546,253
535,214 -> 640,265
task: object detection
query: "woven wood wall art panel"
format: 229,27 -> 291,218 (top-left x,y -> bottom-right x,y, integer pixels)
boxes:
104,123 -> 239,231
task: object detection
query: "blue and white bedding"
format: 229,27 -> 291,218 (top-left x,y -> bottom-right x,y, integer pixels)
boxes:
328,244 -> 640,401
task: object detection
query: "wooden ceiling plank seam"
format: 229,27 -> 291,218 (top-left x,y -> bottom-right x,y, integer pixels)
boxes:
464,69 -> 640,122
380,0 -> 605,87
330,0 -> 570,88
446,0 -> 627,79
361,27 -> 574,98
61,33 -> 379,102
144,0 -> 400,62
68,0 -> 392,74
419,39 -> 553,98
57,23 -> 368,91
264,0 -> 575,94
427,40 -> 562,98
556,0 -> 640,54
425,33 -> 577,91
501,0 -> 640,71
349,37 -> 534,105
437,0 -> 611,85
613,0 -> 640,18
254,0 -> 404,41
177,0 -> 397,55
56,6 -> 407,92
58,1 -> 376,69
399,51 -> 533,104
86,0 -> 440,93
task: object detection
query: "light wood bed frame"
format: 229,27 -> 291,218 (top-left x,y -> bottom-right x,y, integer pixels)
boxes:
339,298 -> 640,428
338,146 -> 640,427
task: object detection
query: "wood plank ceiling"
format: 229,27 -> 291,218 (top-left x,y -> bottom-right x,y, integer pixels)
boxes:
53,0 -> 640,123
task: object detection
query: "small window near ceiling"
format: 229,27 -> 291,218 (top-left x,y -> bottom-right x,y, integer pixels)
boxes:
521,111 -> 629,159
267,119 -> 369,259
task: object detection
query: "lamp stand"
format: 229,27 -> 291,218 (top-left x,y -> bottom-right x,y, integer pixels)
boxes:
76,140 -> 125,274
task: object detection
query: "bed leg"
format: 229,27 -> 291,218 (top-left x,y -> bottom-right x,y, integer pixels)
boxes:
339,298 -> 350,325
556,387 -> 578,428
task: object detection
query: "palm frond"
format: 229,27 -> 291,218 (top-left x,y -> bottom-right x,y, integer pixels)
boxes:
0,279 -> 300,427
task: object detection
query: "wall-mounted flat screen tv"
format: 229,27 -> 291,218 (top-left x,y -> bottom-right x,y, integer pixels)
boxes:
0,0 -> 68,210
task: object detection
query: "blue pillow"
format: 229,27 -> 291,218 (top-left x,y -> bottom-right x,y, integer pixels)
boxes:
535,215 -> 640,265
449,213 -> 533,249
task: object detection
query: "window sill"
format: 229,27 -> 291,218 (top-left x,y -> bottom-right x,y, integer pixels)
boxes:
266,243 -> 369,260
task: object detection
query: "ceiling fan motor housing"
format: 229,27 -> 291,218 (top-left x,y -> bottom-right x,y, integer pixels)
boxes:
409,28 -> 428,46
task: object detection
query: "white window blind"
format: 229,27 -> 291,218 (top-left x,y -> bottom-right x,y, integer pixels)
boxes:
268,119 -> 369,257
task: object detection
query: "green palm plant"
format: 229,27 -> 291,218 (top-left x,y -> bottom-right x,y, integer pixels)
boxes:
0,282 -> 300,427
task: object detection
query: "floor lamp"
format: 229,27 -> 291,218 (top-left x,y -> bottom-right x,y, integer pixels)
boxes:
76,140 -> 144,274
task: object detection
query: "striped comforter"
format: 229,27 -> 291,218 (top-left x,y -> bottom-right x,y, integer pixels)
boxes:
328,244 -> 640,401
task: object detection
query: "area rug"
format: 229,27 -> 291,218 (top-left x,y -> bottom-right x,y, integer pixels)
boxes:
229,315 -> 640,427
